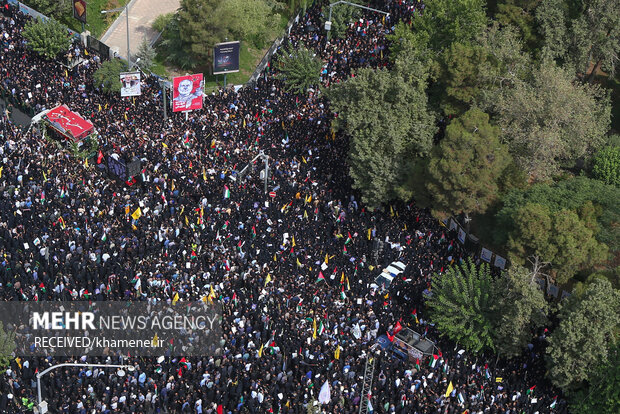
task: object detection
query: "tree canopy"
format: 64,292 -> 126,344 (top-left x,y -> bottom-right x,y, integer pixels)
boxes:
425,108 -> 510,218
326,49 -> 436,208
93,59 -> 128,94
491,265 -> 548,358
493,60 -> 610,180
427,259 -> 496,353
275,45 -> 323,94
22,17 -> 72,59
547,278 -> 620,391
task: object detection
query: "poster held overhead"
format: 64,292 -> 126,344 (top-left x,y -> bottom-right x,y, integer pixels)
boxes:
120,71 -> 141,97
172,74 -> 204,112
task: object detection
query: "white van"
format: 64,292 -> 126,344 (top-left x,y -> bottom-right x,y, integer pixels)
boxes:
373,261 -> 406,291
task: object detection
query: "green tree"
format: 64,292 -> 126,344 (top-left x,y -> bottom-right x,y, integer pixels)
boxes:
495,176 -> 620,250
0,321 -> 15,374
437,43 -> 487,115
428,259 -> 496,353
493,60 -> 610,180
135,39 -> 156,72
535,0 -> 570,61
491,265 -> 548,358
507,204 -> 608,284
550,209 -> 608,284
214,0 -> 280,49
21,0 -> 72,21
425,108 -> 510,219
592,145 -> 620,187
569,0 -> 620,79
326,49 -> 436,208
570,344 -> 620,413
177,0 -> 226,68
477,23 -> 532,109
507,203 -> 555,264
547,278 -> 620,391
412,0 -> 488,51
158,14 -> 195,69
22,17 -> 72,59
495,0 -> 542,48
276,45 -> 323,94
93,59 -> 128,94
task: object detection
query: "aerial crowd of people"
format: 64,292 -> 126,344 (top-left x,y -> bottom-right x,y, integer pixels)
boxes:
0,0 -> 567,412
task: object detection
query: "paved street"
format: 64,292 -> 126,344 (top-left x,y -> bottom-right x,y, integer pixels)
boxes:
100,0 -> 180,62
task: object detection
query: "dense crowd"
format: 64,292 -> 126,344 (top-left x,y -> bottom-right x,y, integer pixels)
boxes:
0,0 -> 567,413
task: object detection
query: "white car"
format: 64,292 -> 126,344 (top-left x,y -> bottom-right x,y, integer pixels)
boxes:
373,261 -> 406,291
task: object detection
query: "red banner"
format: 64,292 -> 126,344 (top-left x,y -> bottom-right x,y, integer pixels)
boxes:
45,105 -> 94,142
172,74 -> 204,112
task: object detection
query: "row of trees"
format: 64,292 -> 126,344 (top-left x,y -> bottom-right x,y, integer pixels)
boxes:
428,260 -> 619,409
326,0 -> 619,286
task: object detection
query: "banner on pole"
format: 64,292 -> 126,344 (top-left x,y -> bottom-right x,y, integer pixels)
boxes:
480,247 -> 493,263
120,71 -> 141,97
213,41 -> 240,74
73,0 -> 87,24
493,255 -> 506,270
457,227 -> 466,244
172,74 -> 204,112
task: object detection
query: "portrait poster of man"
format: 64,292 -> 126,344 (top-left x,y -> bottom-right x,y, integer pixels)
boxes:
73,0 -> 86,24
172,74 -> 204,112
120,71 -> 141,97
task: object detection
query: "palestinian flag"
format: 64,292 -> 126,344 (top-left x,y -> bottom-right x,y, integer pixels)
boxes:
316,271 -> 326,283
527,385 -> 536,395
415,358 -> 420,370
340,286 -> 346,300
411,309 -> 419,324
430,354 -> 438,368
252,226 -> 256,238
345,232 -> 352,245
232,292 -> 238,306
317,322 -> 324,336
550,396 -> 557,409
224,185 -> 231,199
101,232 -> 107,242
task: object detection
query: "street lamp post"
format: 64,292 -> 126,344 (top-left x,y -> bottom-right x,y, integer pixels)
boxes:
37,363 -> 133,412
324,1 -> 390,41
101,5 -> 131,67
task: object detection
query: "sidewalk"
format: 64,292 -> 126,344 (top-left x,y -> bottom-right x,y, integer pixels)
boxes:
100,0 -> 180,62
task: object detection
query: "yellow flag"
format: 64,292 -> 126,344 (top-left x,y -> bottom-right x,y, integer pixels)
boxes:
209,285 -> 216,299
171,180 -> 176,192
42,171 -> 47,182
302,156 -> 307,164
132,224 -> 137,231
131,207 -> 142,220
152,333 -> 159,347
265,273 -> 272,286
304,210 -> 308,219
162,142 -> 168,148
0,166 -> 3,179
203,167 -> 207,182
185,215 -> 189,226
15,357 -> 21,369
258,344 -> 264,357
64,69 -> 68,78
334,346 -> 340,360
368,228 -> 371,240
124,112 -> 128,121
312,318 -> 317,340
243,118 -> 246,128
340,272 -> 345,284
172,292 -> 179,305
445,381 -> 454,398
346,277 -> 350,291
307,195 -> 312,203
98,104 -> 102,112
390,205 -> 394,217
274,253 -> 277,262
104,103 -> 108,109
325,253 -> 328,264
292,236 -> 296,247
296,258 -> 302,267
84,158 -> 88,168
201,295 -> 207,303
